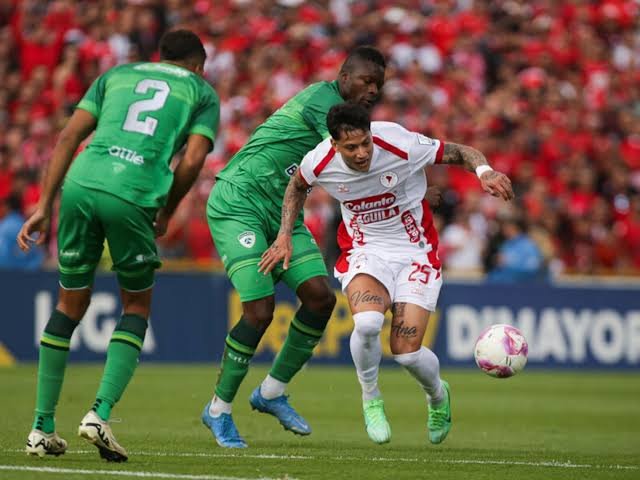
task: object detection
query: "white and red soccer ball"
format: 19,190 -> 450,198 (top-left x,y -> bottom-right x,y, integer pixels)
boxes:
473,324 -> 528,378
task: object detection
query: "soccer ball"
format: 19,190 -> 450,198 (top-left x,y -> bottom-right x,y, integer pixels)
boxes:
473,324 -> 528,378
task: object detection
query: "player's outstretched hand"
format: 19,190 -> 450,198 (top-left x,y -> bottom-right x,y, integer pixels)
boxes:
17,208 -> 50,252
479,170 -> 514,201
258,233 -> 293,275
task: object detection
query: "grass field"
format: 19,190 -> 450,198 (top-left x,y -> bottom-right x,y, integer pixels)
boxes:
1,364 -> 639,480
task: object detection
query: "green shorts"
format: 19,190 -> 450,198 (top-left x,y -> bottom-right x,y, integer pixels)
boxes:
207,179 -> 328,302
57,180 -> 161,291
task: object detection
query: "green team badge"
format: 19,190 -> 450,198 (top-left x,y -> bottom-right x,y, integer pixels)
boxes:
238,231 -> 256,248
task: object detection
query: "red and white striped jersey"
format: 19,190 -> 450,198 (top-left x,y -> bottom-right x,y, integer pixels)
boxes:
299,121 -> 444,269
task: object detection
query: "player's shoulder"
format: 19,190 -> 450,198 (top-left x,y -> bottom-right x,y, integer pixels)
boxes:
300,80 -> 341,102
305,80 -> 336,93
371,121 -> 412,138
371,121 -> 438,151
98,62 -> 133,81
305,136 -> 334,162
371,121 -> 415,150
193,75 -> 219,103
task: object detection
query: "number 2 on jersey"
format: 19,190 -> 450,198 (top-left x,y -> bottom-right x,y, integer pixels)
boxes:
123,79 -> 171,136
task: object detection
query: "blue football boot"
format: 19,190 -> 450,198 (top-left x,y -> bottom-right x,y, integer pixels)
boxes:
201,402 -> 247,448
249,387 -> 311,435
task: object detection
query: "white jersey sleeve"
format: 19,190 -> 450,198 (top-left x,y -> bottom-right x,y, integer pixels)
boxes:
298,139 -> 335,187
408,132 -> 444,172
371,122 -> 444,172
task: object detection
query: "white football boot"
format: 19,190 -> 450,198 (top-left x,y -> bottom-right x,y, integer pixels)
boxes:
26,429 -> 68,457
78,410 -> 128,462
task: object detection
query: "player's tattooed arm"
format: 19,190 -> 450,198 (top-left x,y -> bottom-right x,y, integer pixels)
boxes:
441,142 -> 514,201
441,142 -> 487,170
279,172 -> 309,236
258,172 -> 308,274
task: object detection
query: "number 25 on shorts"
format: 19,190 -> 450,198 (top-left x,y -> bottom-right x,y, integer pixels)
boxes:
408,262 -> 431,284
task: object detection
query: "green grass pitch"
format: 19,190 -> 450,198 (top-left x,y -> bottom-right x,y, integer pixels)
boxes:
1,364 -> 638,480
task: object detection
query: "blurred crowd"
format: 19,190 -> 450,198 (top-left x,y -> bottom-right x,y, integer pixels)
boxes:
0,0 -> 639,279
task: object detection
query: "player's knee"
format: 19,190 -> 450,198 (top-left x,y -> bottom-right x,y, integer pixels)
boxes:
242,296 -> 275,331
306,288 -> 336,317
353,311 -> 385,338
393,348 -> 422,367
57,288 -> 92,321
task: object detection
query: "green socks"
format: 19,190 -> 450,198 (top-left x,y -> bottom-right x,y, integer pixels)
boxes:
213,307 -> 329,402
93,314 -> 148,421
269,306 -> 327,383
33,310 -> 79,433
214,317 -> 263,402
32,311 -> 148,429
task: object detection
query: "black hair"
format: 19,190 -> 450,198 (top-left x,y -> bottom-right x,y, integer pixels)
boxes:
340,45 -> 386,73
327,103 -> 371,140
159,29 -> 206,65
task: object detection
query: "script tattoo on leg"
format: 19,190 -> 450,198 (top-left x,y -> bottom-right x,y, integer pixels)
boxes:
391,320 -> 417,339
391,303 -> 417,338
350,290 -> 384,307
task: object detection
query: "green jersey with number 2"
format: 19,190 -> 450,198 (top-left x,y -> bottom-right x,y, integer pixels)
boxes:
66,62 -> 220,208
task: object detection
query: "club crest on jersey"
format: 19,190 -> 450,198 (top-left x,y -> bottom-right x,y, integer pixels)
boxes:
285,164 -> 298,177
380,171 -> 398,188
238,231 -> 256,248
338,184 -> 349,193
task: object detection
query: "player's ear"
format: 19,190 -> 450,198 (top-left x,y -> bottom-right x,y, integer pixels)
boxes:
330,138 -> 338,151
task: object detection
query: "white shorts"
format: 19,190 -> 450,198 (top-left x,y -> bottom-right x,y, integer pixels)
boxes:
335,250 -> 443,312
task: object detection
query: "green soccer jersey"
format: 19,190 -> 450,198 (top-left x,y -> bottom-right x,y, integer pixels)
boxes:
215,80 -> 344,211
67,62 -> 220,208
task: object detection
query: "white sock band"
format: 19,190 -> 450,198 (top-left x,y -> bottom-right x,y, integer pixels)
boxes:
260,374 -> 287,400
210,395 -> 232,417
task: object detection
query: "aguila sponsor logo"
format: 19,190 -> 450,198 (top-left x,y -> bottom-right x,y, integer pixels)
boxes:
355,206 -> 400,225
343,193 -> 396,213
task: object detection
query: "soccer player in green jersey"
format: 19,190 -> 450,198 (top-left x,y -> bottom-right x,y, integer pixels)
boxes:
202,46 -> 386,448
18,30 -> 220,462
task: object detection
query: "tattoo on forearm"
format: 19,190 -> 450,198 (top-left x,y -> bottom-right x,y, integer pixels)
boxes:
442,142 -> 487,172
350,290 -> 384,307
391,320 -> 417,339
279,175 -> 308,235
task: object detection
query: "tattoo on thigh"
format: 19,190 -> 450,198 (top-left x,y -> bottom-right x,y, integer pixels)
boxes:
391,320 -> 417,339
350,290 -> 384,307
392,302 -> 406,317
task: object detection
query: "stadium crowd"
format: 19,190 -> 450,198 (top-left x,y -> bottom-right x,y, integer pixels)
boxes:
0,0 -> 639,278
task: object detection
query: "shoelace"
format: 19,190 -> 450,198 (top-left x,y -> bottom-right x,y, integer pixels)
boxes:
364,401 -> 386,425
219,415 -> 242,439
429,406 -> 447,428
